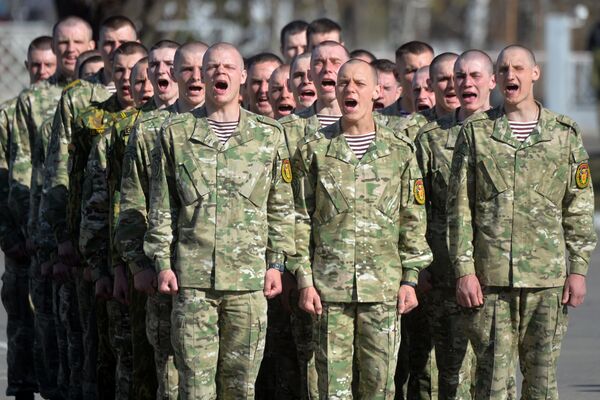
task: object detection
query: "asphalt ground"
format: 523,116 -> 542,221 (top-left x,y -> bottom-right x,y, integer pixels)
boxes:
1,152 -> 600,399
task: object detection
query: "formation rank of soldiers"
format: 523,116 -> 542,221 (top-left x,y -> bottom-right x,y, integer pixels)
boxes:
0,13 -> 595,400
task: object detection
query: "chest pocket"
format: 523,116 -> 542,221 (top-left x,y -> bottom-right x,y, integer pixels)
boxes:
377,177 -> 401,220
239,163 -> 270,208
314,172 -> 350,225
535,164 -> 568,206
176,159 -> 210,206
477,157 -> 508,201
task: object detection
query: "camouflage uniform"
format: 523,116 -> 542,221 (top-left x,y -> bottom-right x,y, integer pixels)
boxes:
40,72 -> 113,400
10,75 -> 72,399
415,109 -> 476,400
115,103 -> 190,400
77,94 -> 138,400
289,120 -> 432,399
0,97 -> 38,398
144,107 -> 295,400
447,106 -> 597,400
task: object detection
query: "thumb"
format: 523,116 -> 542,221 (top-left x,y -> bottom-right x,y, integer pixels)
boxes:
561,284 -> 570,305
314,295 -> 323,315
170,276 -> 179,294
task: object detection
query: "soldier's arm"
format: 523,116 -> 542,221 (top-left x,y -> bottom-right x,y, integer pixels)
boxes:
397,153 -> 432,285
114,126 -> 154,274
143,127 -> 177,273
40,91 -> 73,244
79,134 -> 110,281
8,94 -> 33,233
266,126 -> 296,265
286,143 -> 315,289
562,125 -> 597,276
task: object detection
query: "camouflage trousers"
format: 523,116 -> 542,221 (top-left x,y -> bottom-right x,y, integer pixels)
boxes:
145,291 -> 177,400
107,298 -> 134,400
428,288 -> 475,400
290,290 -> 318,400
256,297 -> 301,400
1,256 -> 37,396
58,279 -> 84,399
96,298 -> 116,400
128,271 -> 157,400
75,275 -> 98,399
171,288 -> 267,400
397,294 -> 438,400
53,280 -> 70,399
464,287 -> 567,400
29,256 -> 60,399
315,301 -> 400,400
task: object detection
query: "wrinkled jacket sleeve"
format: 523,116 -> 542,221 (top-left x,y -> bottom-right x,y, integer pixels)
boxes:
286,143 -> 315,289
79,133 -> 110,280
562,126 -> 597,275
115,126 -> 154,274
266,127 -> 296,264
8,94 -> 33,234
144,127 -> 177,273
398,152 -> 432,284
447,125 -> 476,278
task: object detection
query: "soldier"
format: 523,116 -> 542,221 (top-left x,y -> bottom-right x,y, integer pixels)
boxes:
426,52 -> 459,120
306,18 -> 343,50
289,59 -> 432,399
280,20 -> 308,64
288,52 -> 316,112
268,64 -> 296,119
414,50 -> 496,400
372,59 -> 402,111
412,66 -> 435,114
385,41 -> 434,116
39,16 -> 138,399
131,57 -> 153,107
244,52 -> 282,118
143,42 -> 295,400
1,34 -> 61,400
447,45 -> 597,399
75,50 -> 103,80
115,41 -> 208,400
350,48 -> 376,63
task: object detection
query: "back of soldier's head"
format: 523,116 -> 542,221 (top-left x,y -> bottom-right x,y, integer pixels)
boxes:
350,49 -> 376,63
395,41 -> 434,60
99,15 -> 137,39
307,18 -> 343,50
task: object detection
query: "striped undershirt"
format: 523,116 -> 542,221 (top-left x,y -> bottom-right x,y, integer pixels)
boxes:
105,82 -> 116,94
317,114 -> 340,128
344,132 -> 375,160
207,119 -> 238,144
508,120 -> 538,142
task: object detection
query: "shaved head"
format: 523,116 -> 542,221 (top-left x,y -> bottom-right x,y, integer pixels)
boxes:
456,50 -> 494,74
497,44 -> 537,67
53,16 -> 93,42
339,59 -> 378,85
429,52 -> 458,76
175,41 -> 209,70
203,42 -> 244,71
311,40 -> 350,60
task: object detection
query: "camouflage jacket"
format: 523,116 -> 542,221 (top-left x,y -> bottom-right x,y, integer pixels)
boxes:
0,98 -> 24,251
40,75 -> 111,246
114,102 -> 186,275
415,108 -> 463,288
78,95 -> 140,278
144,107 -> 295,290
447,106 -> 597,287
288,120 -> 432,303
9,76 -> 68,235
376,97 -> 433,140
279,103 -> 322,155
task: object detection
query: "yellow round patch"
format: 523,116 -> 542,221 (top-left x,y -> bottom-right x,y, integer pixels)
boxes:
576,162 -> 590,189
281,159 -> 293,183
414,178 -> 425,205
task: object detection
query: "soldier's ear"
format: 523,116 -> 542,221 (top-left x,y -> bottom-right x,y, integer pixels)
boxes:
240,68 -> 247,85
372,83 -> 381,102
532,64 -> 540,82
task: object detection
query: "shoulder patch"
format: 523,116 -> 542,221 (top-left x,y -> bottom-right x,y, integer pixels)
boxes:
62,79 -> 82,93
575,162 -> 591,189
556,114 -> 578,131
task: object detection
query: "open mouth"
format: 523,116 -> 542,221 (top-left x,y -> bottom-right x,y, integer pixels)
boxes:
343,98 -> 358,112
189,84 -> 203,95
321,79 -> 336,89
122,85 -> 131,95
505,83 -> 519,95
373,101 -> 385,110
461,92 -> 477,102
257,94 -> 269,103
214,80 -> 228,94
417,103 -> 430,111
142,95 -> 152,102
157,78 -> 169,91
301,89 -> 315,97
278,103 -> 294,113
445,92 -> 457,100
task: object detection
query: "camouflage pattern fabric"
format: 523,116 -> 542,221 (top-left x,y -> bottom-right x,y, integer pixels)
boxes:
314,301 -> 400,400
58,280 -> 84,399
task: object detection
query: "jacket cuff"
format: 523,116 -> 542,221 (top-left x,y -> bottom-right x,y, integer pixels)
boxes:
266,251 -> 285,265
401,269 -> 419,285
154,257 -> 171,273
455,262 -> 476,279
569,259 -> 588,276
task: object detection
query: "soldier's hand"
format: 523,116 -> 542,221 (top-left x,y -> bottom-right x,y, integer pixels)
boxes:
95,276 -> 113,300
562,273 -> 586,307
52,262 -> 71,283
456,274 -> 483,308
264,269 -> 283,299
134,269 -> 157,295
113,264 -> 129,305
299,287 -> 322,316
58,240 -> 80,267
281,271 -> 298,313
157,270 -> 178,295
398,285 -> 419,314
41,260 -> 53,277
